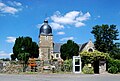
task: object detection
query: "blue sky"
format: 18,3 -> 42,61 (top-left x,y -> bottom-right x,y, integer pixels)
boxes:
0,0 -> 120,58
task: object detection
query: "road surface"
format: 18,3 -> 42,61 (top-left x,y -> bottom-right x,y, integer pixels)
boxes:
0,73 -> 120,81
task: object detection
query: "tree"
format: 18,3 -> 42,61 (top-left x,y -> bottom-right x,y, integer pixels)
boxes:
12,36 -> 39,60
110,43 -> 120,59
91,24 -> 120,59
60,40 -> 79,60
0,58 -> 10,61
18,53 -> 30,64
10,54 -> 16,60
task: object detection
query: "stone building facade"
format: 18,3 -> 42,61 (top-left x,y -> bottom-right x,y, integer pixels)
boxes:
39,20 -> 53,61
38,20 -> 95,61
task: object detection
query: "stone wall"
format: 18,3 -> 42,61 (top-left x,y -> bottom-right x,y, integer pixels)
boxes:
0,61 -> 23,74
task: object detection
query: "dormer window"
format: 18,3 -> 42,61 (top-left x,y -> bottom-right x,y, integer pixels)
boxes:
88,48 -> 93,52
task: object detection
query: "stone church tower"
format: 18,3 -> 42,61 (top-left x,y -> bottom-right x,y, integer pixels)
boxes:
38,20 -> 53,61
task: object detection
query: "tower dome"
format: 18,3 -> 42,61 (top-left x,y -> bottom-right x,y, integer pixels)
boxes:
40,20 -> 52,36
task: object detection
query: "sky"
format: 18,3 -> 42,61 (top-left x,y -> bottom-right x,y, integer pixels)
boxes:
0,0 -> 120,59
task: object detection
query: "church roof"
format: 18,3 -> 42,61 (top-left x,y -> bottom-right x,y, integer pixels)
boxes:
78,44 -> 82,51
39,20 -> 52,36
53,43 -> 63,53
79,42 -> 88,52
53,43 -> 83,53
53,40 -> 94,53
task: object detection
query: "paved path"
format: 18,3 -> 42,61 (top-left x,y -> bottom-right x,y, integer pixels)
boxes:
0,73 -> 120,81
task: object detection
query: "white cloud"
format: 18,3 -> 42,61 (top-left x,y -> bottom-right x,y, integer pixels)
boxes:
0,1 -> 22,15
13,1 -> 22,6
8,1 -> 22,7
6,37 -> 16,43
60,37 -> 74,41
76,12 -> 91,21
51,11 -> 77,24
50,11 -> 91,28
37,11 -> 91,30
0,51 -> 11,58
37,22 -> 64,30
57,32 -> 65,35
75,22 -> 85,27
65,11 -> 80,20
2,6 -> 18,14
50,22 -> 64,30
37,23 -> 43,28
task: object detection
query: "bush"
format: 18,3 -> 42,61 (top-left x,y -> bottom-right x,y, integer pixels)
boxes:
108,58 -> 120,74
62,59 -> 72,72
82,64 -> 94,74
108,66 -> 118,74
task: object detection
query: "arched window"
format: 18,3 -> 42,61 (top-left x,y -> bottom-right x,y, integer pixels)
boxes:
88,48 -> 93,52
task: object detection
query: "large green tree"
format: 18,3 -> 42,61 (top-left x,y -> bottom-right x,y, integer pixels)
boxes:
60,40 -> 79,60
91,24 -> 120,59
12,36 -> 39,60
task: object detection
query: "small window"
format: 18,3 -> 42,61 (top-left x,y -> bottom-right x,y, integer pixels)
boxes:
56,54 -> 59,58
75,59 -> 80,65
88,48 -> 93,52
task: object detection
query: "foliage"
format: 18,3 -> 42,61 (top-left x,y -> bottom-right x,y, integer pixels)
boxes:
110,44 -> 120,59
80,50 -> 108,64
60,40 -> 79,60
108,58 -> 120,74
82,64 -> 94,74
18,53 -> 30,64
108,66 -> 118,74
91,24 -> 120,59
13,36 -> 39,60
61,59 -> 72,72
0,58 -> 10,61
10,54 -> 16,60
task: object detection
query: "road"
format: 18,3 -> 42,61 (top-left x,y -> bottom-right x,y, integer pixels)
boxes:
0,73 -> 120,81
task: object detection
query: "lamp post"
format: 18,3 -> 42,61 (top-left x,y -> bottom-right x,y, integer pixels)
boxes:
21,46 -> 25,72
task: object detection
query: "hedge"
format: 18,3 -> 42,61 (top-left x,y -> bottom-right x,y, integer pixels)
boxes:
108,59 -> 120,74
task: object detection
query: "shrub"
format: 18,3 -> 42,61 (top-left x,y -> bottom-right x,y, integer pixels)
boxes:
108,66 -> 118,74
62,59 -> 72,72
82,64 -> 94,74
108,58 -> 120,74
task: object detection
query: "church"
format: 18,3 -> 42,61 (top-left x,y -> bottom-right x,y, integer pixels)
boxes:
38,20 -> 95,61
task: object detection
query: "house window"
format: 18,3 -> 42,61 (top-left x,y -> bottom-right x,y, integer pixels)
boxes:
56,54 -> 59,58
88,48 -> 93,52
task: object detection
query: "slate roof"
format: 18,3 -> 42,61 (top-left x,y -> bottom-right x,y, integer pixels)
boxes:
53,40 -> 94,53
53,43 -> 87,53
79,42 -> 88,52
53,43 -> 63,53
78,44 -> 82,51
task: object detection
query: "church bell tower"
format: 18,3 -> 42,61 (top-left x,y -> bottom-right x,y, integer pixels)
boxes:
38,20 -> 53,61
